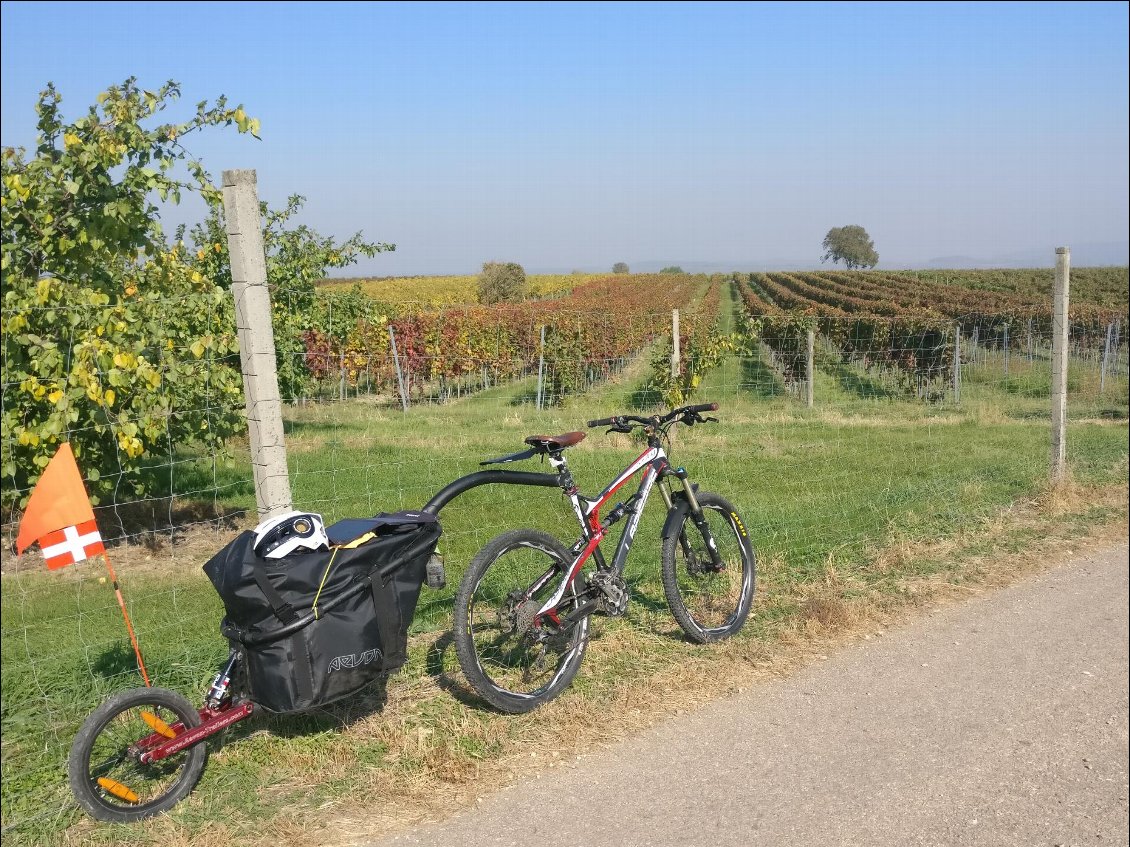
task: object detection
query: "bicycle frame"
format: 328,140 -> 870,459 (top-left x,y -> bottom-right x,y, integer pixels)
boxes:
530,443 -> 680,621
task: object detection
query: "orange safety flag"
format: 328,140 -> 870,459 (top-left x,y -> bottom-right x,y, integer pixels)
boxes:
16,443 -> 103,568
15,442 -> 151,685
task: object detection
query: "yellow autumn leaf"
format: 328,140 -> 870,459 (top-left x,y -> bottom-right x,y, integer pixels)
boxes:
104,389 -> 116,407
64,132 -> 81,148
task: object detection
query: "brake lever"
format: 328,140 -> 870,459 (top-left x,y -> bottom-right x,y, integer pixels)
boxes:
605,425 -> 633,435
703,416 -> 718,423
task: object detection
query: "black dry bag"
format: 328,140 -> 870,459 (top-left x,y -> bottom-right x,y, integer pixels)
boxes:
203,511 -> 441,713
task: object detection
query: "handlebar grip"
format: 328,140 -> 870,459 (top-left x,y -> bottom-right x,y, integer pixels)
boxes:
686,403 -> 719,414
588,416 -> 616,428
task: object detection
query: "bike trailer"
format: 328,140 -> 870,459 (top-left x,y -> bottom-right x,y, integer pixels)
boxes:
202,511 -> 441,714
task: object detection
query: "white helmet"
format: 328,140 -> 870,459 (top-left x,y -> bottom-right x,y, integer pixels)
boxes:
253,511 -> 330,559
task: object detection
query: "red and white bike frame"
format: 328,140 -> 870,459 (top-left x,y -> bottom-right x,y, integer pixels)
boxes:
532,445 -> 671,619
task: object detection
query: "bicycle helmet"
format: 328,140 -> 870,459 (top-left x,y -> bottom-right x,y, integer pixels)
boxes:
253,511 -> 330,559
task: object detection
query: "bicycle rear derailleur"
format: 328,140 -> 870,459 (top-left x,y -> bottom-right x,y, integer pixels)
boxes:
588,570 -> 629,616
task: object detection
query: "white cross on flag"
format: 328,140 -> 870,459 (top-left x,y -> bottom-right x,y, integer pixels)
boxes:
37,519 -> 105,569
16,443 -> 105,570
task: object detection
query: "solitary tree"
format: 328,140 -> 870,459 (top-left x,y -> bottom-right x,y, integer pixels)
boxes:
612,262 -> 629,274
477,261 -> 527,304
821,226 -> 878,269
659,265 -> 685,274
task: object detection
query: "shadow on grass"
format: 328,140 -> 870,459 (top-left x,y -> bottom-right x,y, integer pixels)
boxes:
283,416 -> 369,437
90,497 -> 248,546
508,387 -> 554,408
625,579 -> 670,617
821,360 -> 900,401
424,631 -> 494,711
216,675 -> 392,749
89,643 -> 142,681
1097,407 -> 1129,420
628,381 -> 664,410
740,356 -> 786,398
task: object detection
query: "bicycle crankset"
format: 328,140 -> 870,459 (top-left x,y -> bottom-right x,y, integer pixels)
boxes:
588,569 -> 630,616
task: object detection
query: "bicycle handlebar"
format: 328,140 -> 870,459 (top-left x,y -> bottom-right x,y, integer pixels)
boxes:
683,402 -> 719,415
587,415 -> 620,428
587,403 -> 719,429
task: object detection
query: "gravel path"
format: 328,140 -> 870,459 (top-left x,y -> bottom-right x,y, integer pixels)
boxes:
375,541 -> 1130,847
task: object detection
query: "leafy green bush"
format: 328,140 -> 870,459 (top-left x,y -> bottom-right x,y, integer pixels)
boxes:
477,261 -> 527,305
0,79 -> 392,508
1,79 -> 260,507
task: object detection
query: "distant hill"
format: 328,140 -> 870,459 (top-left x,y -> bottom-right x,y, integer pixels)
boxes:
921,242 -> 1129,269
553,243 -> 1129,277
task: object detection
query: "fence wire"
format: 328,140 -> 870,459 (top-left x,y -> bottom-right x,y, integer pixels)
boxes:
2,274 -> 1128,840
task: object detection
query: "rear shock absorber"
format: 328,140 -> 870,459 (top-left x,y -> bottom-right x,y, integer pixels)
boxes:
205,651 -> 241,709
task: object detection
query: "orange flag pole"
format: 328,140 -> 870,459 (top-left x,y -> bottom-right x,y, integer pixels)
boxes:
100,550 -> 151,687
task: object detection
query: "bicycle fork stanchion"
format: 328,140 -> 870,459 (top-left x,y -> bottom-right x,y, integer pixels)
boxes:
671,467 -> 725,570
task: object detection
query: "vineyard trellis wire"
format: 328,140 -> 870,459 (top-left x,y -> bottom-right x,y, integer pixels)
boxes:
1,267 -> 1127,841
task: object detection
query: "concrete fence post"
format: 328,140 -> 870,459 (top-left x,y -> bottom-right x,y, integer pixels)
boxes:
805,329 -> 815,408
952,323 -> 961,404
389,327 -> 409,412
1003,323 -> 1010,378
535,325 -> 547,410
222,169 -> 293,519
671,309 -> 680,380
1100,322 -> 1113,395
1050,247 -> 1070,484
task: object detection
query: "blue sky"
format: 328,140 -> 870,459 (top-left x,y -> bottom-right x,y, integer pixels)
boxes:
2,1 -> 1127,274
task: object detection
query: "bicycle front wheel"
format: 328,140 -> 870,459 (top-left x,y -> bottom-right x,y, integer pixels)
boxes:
661,492 -> 756,643
454,529 -> 590,713
68,687 -> 208,823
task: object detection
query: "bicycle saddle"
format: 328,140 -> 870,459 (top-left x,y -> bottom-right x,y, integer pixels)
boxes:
523,431 -> 586,452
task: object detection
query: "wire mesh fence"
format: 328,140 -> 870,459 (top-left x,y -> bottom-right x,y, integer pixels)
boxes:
2,275 -> 1128,840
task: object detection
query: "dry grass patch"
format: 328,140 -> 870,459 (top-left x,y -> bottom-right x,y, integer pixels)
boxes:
311,483 -> 1128,846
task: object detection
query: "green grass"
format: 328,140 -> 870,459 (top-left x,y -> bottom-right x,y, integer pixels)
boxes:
2,329 -> 1128,843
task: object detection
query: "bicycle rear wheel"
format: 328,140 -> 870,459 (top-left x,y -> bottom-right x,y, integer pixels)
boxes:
661,492 -> 756,643
68,687 -> 208,823
454,529 -> 589,713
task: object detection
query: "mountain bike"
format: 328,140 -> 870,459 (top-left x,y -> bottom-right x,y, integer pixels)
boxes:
453,402 -> 756,713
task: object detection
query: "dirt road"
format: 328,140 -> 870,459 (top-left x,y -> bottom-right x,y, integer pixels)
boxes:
375,542 -> 1129,847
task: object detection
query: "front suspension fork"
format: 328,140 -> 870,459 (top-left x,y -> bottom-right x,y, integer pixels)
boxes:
665,468 -> 725,570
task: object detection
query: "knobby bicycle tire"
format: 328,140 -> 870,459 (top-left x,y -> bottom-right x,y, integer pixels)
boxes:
454,529 -> 590,713
661,492 -> 756,643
